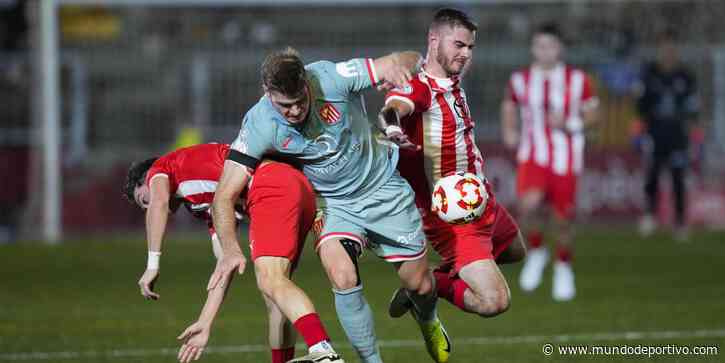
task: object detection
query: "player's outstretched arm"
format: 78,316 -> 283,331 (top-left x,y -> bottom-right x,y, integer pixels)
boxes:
208,160 -> 251,290
138,176 -> 171,300
373,51 -> 422,90
177,267 -> 235,363
378,99 -> 420,151
500,99 -> 519,149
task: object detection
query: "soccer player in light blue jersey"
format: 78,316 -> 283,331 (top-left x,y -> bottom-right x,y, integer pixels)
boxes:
207,47 -> 451,363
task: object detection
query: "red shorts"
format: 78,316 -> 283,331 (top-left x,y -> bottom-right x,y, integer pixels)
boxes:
424,196 -> 520,276
247,162 -> 316,264
516,161 -> 577,220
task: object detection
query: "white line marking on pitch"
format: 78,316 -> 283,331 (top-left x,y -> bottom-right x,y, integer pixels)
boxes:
1,329 -> 724,361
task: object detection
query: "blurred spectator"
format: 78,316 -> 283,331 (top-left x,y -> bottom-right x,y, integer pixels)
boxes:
635,29 -> 699,241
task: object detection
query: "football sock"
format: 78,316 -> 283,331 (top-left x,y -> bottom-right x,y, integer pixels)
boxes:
434,271 -> 469,311
333,285 -> 382,363
528,229 -> 544,249
292,313 -> 330,350
556,244 -> 573,263
271,347 -> 295,363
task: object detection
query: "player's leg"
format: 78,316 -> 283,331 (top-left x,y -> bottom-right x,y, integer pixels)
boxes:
436,202 -> 523,317
364,175 -> 449,363
261,294 -> 297,363
550,173 -> 577,302
517,162 -> 550,291
640,150 -> 665,236
317,234 -> 382,363
670,149 -> 689,241
249,164 -> 343,363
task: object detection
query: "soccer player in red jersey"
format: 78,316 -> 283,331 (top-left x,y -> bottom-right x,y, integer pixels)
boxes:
501,23 -> 599,301
381,8 -> 527,322
124,143 -> 343,363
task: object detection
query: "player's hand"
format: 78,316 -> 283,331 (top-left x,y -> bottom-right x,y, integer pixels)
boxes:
379,58 -> 413,90
377,81 -> 396,92
177,321 -> 210,363
387,130 -> 421,151
138,268 -> 160,300
206,249 -> 246,291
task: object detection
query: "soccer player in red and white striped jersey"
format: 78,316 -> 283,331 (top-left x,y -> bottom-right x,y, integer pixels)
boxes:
124,143 -> 343,363
381,8 -> 527,324
501,23 -> 599,301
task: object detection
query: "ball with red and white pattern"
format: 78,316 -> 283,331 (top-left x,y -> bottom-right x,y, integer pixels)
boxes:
431,172 -> 488,224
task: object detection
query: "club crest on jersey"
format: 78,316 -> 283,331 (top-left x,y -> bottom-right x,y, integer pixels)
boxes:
454,96 -> 470,119
319,103 -> 341,125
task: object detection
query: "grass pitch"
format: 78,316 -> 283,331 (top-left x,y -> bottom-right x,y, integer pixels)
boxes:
1,227 -> 723,362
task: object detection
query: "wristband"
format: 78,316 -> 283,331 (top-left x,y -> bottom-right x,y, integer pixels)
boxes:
385,125 -> 403,136
147,251 -> 161,270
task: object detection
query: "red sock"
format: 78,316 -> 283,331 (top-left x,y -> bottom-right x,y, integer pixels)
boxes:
434,270 -> 469,311
528,230 -> 543,249
271,347 -> 295,363
556,244 -> 573,263
451,279 -> 470,311
292,313 -> 330,348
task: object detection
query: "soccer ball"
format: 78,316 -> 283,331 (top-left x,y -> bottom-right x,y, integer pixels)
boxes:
431,172 -> 488,224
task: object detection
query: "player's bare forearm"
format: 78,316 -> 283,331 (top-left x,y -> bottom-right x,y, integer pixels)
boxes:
501,100 -> 520,148
146,178 -> 172,253
196,270 -> 235,327
581,104 -> 599,130
212,161 -> 249,254
373,51 -> 422,88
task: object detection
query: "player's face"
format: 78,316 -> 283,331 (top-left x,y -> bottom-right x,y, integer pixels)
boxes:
267,85 -> 311,124
532,34 -> 563,67
436,26 -> 476,76
134,184 -> 150,210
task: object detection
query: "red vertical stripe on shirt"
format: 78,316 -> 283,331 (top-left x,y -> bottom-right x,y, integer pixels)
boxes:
429,78 -> 457,178
543,79 -> 554,169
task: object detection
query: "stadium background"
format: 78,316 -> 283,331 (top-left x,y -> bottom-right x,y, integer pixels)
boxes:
1,1 -> 723,362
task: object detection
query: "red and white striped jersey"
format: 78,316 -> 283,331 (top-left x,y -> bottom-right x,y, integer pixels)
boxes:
507,63 -> 598,175
145,143 -> 230,222
385,71 -> 486,211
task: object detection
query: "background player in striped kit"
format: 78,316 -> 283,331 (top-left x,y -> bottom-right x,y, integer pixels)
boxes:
123,143 -> 344,363
381,8 -> 527,324
501,23 -> 600,301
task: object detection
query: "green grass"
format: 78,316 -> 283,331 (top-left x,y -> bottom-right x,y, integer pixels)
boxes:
1,227 -> 724,362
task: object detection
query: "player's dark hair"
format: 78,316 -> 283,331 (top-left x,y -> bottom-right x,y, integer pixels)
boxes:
123,157 -> 158,205
534,21 -> 565,43
430,8 -> 478,33
261,46 -> 306,97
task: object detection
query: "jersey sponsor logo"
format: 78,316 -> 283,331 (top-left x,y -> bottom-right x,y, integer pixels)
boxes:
335,61 -> 360,78
453,95 -> 470,119
319,103 -> 341,124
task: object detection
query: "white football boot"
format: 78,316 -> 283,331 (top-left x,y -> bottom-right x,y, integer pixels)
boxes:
638,214 -> 657,237
552,261 -> 576,302
286,351 -> 344,363
519,247 -> 549,292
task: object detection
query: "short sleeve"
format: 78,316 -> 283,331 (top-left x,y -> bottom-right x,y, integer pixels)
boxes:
313,58 -> 378,95
145,158 -> 174,193
384,79 -> 431,114
230,111 -> 277,162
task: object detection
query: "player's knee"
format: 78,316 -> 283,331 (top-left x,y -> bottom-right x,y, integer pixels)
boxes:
402,269 -> 434,296
473,287 -> 510,317
255,269 -> 287,298
327,263 -> 358,290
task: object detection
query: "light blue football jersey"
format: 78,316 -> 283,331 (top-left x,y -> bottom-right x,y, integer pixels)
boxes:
230,58 -> 399,203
